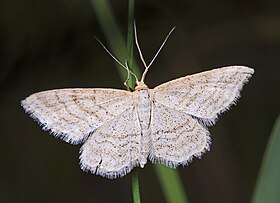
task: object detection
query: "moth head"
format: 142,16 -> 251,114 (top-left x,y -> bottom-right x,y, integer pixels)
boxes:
96,23 -> 175,91
135,81 -> 149,91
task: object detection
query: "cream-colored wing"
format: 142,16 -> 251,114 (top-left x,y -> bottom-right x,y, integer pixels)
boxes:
153,66 -> 254,125
149,101 -> 210,167
21,88 -> 132,144
80,105 -> 143,179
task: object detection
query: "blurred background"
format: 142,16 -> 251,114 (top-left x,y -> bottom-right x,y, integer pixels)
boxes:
1,0 -> 280,202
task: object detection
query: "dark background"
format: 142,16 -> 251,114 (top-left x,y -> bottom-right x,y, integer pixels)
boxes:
1,0 -> 280,202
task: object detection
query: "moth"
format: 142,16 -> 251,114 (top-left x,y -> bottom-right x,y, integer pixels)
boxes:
21,26 -> 254,179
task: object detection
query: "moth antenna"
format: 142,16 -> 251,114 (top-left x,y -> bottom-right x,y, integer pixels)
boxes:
95,37 -> 127,69
134,22 -> 176,82
134,22 -> 149,82
147,26 -> 176,69
94,37 -> 139,83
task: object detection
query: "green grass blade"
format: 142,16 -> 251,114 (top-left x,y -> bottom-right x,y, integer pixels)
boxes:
252,113 -> 280,203
127,0 -> 134,67
126,0 -> 137,88
90,2 -> 188,203
127,1 -> 141,202
155,165 -> 189,203
132,170 -> 141,203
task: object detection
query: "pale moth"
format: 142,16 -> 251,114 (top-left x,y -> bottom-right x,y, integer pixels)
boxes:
21,25 -> 254,179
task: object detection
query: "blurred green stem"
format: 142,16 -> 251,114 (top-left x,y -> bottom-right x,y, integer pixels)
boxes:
155,165 -> 189,203
252,113 -> 280,203
90,0 -> 127,80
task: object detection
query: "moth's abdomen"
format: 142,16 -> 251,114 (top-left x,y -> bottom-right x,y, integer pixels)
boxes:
133,89 -> 152,167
